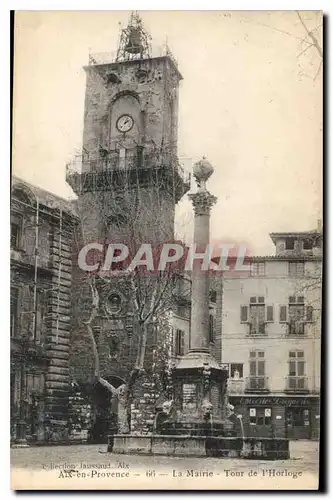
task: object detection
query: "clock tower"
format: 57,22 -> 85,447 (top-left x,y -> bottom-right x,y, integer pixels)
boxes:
66,13 -> 190,437
67,12 -> 190,245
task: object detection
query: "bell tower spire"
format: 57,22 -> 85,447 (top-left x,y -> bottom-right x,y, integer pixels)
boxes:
116,11 -> 152,62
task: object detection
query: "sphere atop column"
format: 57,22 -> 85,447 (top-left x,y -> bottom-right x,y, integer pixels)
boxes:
193,157 -> 214,188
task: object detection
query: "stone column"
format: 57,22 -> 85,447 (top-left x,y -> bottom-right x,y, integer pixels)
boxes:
174,158 -> 226,426
188,190 -> 217,352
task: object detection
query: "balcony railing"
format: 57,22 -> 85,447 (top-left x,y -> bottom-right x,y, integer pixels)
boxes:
227,378 -> 245,394
88,43 -> 180,71
66,148 -> 191,185
245,376 -> 269,392
285,376 -> 309,393
248,322 -> 266,336
288,321 -> 305,336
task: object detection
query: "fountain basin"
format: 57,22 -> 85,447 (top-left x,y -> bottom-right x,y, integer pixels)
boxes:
108,434 -> 290,459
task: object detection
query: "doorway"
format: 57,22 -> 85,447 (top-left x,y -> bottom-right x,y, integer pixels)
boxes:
89,376 -> 125,444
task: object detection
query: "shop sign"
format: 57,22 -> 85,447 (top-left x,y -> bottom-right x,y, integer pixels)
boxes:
235,396 -> 318,407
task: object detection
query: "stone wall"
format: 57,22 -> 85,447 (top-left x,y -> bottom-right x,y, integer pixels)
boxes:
44,217 -> 75,434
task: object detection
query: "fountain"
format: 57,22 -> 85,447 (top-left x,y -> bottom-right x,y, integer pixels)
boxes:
108,159 -> 290,459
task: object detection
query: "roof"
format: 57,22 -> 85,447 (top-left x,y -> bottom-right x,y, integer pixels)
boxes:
211,254 -> 322,265
270,230 -> 322,244
11,176 -> 78,218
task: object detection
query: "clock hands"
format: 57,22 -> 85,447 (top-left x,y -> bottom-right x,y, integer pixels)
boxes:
117,115 -> 133,132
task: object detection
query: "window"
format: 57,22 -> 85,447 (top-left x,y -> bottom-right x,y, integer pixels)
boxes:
240,305 -> 248,323
289,301 -> 304,333
241,299 -> 273,328
175,329 -> 185,356
288,297 -> 305,335
250,262 -> 265,276
176,304 -> 189,319
289,261 -> 305,276
303,239 -> 313,250
249,298 -> 266,335
249,296 -> 265,304
209,314 -> 216,343
289,296 -> 304,304
280,300 -> 313,328
230,363 -> 243,379
288,351 -> 305,389
26,373 -> 44,393
11,287 -> 19,338
11,215 -> 22,249
249,351 -> 266,389
266,305 -> 274,322
286,408 -> 310,427
249,407 -> 272,425
306,305 -> 314,322
285,238 -> 295,250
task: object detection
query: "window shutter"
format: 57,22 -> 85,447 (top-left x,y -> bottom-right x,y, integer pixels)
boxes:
175,329 -> 185,356
181,331 -> 185,356
240,305 -> 248,323
173,329 -> 177,355
249,360 -> 257,376
266,305 -> 274,322
289,360 -> 296,376
279,305 -> 287,322
306,305 -> 313,322
298,361 -> 305,376
258,361 -> 265,376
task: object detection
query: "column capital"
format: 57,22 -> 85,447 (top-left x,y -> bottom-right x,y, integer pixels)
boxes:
188,191 -> 217,216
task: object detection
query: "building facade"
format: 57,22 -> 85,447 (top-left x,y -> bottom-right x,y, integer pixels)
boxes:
220,229 -> 322,440
10,177 -> 77,443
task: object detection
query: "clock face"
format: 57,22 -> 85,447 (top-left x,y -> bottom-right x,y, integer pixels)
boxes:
116,114 -> 134,133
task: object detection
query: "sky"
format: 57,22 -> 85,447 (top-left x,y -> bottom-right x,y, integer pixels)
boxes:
12,10 -> 323,254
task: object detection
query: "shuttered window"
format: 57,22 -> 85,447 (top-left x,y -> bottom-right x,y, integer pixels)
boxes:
288,351 -> 305,376
175,329 -> 185,356
266,305 -> 274,322
279,305 -> 288,322
240,305 -> 248,323
249,351 -> 265,376
289,262 -> 305,276
250,262 -> 266,276
306,306 -> 314,322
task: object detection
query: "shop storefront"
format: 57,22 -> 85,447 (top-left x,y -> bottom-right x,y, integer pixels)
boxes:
229,395 -> 320,440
